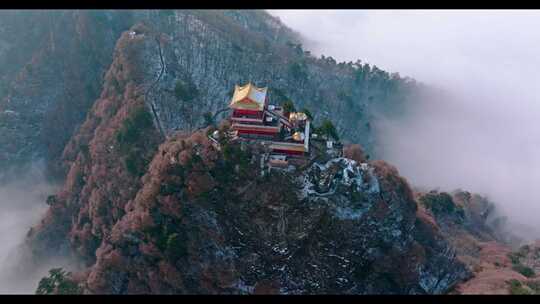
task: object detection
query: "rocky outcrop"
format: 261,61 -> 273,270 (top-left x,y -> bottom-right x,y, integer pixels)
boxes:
44,128 -> 467,294
295,158 -> 469,294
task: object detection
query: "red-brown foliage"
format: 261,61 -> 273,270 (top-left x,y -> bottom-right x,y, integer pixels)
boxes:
371,160 -> 415,206
343,144 -> 367,163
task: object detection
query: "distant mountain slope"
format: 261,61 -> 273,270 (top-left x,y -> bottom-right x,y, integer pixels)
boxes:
0,10 -> 134,179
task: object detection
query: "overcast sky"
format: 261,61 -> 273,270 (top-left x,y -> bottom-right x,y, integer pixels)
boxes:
269,10 -> 540,237
269,10 -> 540,93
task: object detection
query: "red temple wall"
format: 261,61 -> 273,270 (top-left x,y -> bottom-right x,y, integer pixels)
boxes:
236,128 -> 279,136
233,109 -> 263,117
271,149 -> 305,156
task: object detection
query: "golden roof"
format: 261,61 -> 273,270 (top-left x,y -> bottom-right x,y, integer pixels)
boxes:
292,131 -> 305,141
289,112 -> 308,122
229,82 -> 268,111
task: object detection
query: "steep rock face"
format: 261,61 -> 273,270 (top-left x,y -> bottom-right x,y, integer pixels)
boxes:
66,132 -> 467,294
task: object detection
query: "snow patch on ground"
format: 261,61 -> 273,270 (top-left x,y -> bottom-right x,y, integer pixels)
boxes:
334,205 -> 370,220
298,157 -> 382,220
299,157 -> 380,199
233,279 -> 254,294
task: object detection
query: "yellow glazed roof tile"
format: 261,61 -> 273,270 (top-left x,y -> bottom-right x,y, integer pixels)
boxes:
230,82 -> 268,110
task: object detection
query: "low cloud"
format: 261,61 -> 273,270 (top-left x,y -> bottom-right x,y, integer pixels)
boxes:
0,164 -> 70,294
270,10 -> 540,240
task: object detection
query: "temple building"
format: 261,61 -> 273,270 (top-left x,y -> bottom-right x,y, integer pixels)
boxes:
228,82 -> 311,157
229,83 -> 280,138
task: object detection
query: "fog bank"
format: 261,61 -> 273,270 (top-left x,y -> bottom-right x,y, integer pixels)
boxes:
0,165 -> 65,294
269,10 -> 540,238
